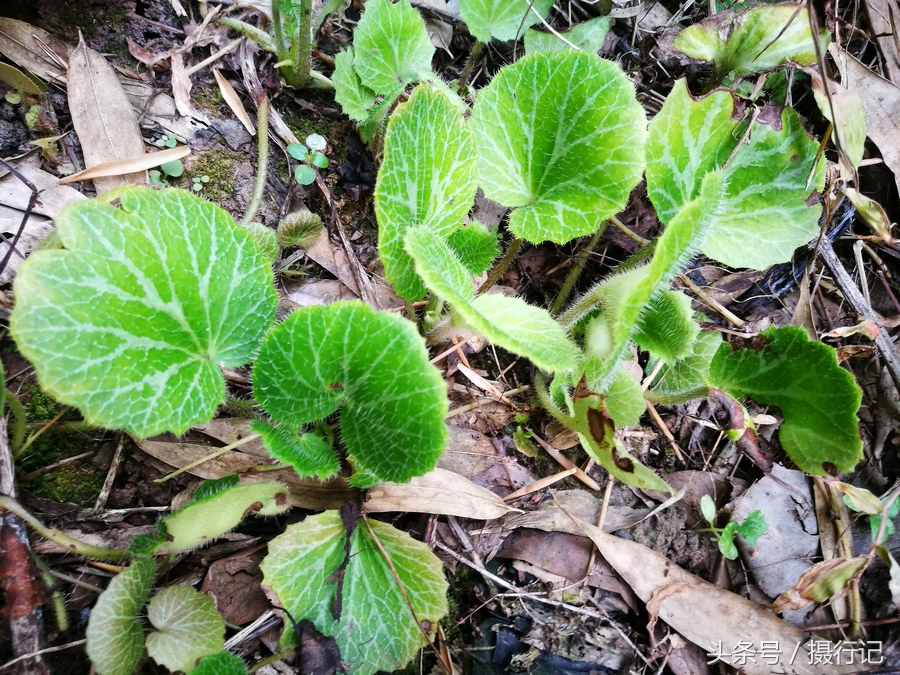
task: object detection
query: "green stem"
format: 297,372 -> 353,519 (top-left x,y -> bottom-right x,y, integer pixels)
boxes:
0,494 -> 131,561
457,41 -> 483,94
550,221 -> 607,316
32,555 -> 69,632
5,390 -> 27,456
533,373 -> 577,428
643,386 -> 711,406
477,238 -> 523,295
249,649 -> 296,673
240,95 -> 270,227
422,296 -> 445,333
273,0 -> 312,88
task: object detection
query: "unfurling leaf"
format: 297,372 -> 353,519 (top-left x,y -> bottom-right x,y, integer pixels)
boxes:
253,301 -> 448,483
670,5 -> 828,76
709,326 -> 863,475
405,226 -> 579,373
471,50 -> 646,244
647,79 -> 825,270
86,558 -> 156,675
459,0 -> 555,42
251,420 -> 340,480
261,511 -> 449,675
446,222 -> 501,275
353,0 -> 434,94
277,211 -> 323,247
649,330 -> 721,397
375,84 -> 478,300
10,187 -> 278,437
155,482 -> 290,554
735,509 -> 769,546
146,586 -> 225,673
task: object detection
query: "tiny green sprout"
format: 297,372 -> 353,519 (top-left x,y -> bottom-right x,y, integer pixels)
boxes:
306,133 -> 327,151
311,152 -> 329,169
514,412 -> 530,425
294,164 -> 316,186
192,176 -> 204,192
154,134 -> 178,149
148,169 -> 164,186
699,494 -> 769,560
159,159 -> 184,178
5,91 -> 21,105
287,143 -> 309,161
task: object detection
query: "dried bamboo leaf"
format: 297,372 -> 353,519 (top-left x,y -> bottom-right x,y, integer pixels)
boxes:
59,146 -> 190,184
213,69 -> 256,136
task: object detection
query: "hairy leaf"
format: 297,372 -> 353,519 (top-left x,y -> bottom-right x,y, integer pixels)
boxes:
242,222 -> 278,265
647,80 -> 825,269
253,301 -> 448,482
524,16 -> 611,54
146,586 -> 225,673
375,85 -> 478,300
470,51 -> 646,244
446,222 -> 500,275
601,363 -> 646,428
736,510 -> 769,546
251,420 -> 340,480
354,0 -> 434,94
262,511 -> 448,675
650,329 -> 721,396
86,558 -> 156,675
193,474 -> 240,502
671,5 -> 827,76
632,291 -> 699,363
10,187 -> 277,437
458,0 -> 554,42
709,326 -> 863,475
333,49 -> 376,122
405,226 -> 579,372
193,652 -> 247,675
156,482 -> 290,554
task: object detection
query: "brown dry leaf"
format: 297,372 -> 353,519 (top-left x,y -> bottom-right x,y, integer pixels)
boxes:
201,552 -> 270,625
282,278 -> 357,309
771,557 -> 869,613
831,44 -> 900,196
492,490 -> 649,537
863,0 -> 900,83
568,514 -> 870,675
808,69 -> 866,178
365,468 -> 519,519
170,52 -> 194,118
192,418 -> 266,455
59,146 -> 190,185
436,425 -> 500,480
213,68 -> 256,136
0,17 -> 71,86
844,188 -> 895,244
32,525 -> 158,555
134,434 -> 263,478
67,38 -> 147,193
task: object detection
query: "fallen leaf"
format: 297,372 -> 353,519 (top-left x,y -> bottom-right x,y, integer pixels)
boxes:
436,424 -> 501,480
771,557 -> 868,612
67,38 -> 147,193
0,18 -> 71,86
365,468 -> 520,519
844,188 -> 895,244
213,68 -> 256,136
170,52 -> 194,118
201,552 -> 270,625
59,146 -> 190,185
863,0 -> 900,83
491,490 -> 649,537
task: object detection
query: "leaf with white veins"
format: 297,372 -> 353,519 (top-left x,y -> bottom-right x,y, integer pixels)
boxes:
146,586 -> 225,673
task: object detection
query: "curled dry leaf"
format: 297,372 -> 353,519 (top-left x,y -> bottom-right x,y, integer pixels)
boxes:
770,557 -> 868,613
67,38 -> 147,193
213,69 -> 256,136
365,467 -> 520,519
59,146 -> 191,185
565,511 -> 867,675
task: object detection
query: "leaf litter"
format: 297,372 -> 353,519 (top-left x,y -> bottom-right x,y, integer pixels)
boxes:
0,0 -> 898,673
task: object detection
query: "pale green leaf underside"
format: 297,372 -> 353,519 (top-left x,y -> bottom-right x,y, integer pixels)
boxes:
405,226 -> 579,373
334,49 -> 376,122
709,326 -> 863,475
253,301 -> 448,483
647,79 -> 825,270
146,586 -> 225,673
447,221 -> 500,275
10,187 -> 277,437
672,5 -> 827,76
157,482 -> 290,554
261,511 -> 449,675
251,420 -> 340,480
651,329 -> 721,395
584,359 -> 646,428
471,50 -> 647,244
193,652 -> 247,675
459,0 -> 555,42
86,558 -> 156,675
632,290 -> 699,363
353,0 -> 435,94
524,16 -> 611,54
375,84 -> 478,300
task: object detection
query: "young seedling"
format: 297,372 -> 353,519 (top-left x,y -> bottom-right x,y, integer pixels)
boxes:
699,494 -> 769,560
287,133 -> 329,186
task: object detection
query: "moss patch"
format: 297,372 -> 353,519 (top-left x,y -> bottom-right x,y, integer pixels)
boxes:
184,145 -> 242,208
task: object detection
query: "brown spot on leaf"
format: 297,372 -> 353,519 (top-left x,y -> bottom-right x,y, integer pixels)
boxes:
419,620 -> 433,635
329,382 -> 343,390
610,445 -> 635,472
586,407 -> 609,445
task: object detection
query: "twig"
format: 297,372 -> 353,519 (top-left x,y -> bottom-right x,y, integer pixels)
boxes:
18,451 -> 94,482
550,222 -> 607,316
502,468 -> 576,501
94,433 -> 126,512
677,273 -> 745,329
184,37 -> 242,77
817,237 -> 900,386
445,385 -> 531,419
240,95 -> 269,227
526,428 -> 602,490
154,433 -> 261,482
0,158 -> 39,281
0,640 -> 85,672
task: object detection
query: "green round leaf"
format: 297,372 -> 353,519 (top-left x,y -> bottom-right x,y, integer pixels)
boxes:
277,211 -> 323,247
287,143 -> 309,161
160,159 -> 184,178
86,558 -> 156,675
524,16 -> 611,54
306,133 -> 327,151
146,586 -> 225,673
646,80 -> 825,270
709,326 -> 863,475
375,84 -> 478,300
194,652 -> 247,675
10,187 -> 277,437
333,49 -> 377,122
311,152 -> 329,169
295,164 -> 317,185
353,0 -> 435,94
446,221 -> 500,275
253,301 -> 448,483
471,51 -> 647,244
459,0 -> 555,42
261,511 -> 449,675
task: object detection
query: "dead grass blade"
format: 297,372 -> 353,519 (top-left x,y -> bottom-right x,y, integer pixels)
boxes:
59,146 -> 190,184
67,37 -> 147,193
